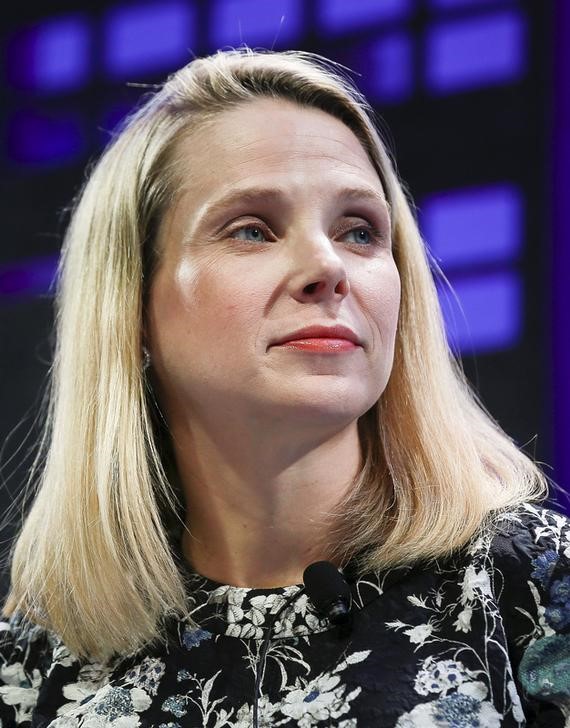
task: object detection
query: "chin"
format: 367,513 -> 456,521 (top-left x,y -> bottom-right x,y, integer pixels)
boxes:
266,387 -> 377,423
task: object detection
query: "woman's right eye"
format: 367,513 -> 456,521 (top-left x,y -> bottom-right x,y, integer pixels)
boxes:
230,225 -> 267,243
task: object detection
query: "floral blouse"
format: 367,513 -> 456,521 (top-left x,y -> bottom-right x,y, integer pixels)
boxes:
0,503 -> 569,727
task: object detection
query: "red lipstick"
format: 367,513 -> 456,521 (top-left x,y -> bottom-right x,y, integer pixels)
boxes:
271,325 -> 362,353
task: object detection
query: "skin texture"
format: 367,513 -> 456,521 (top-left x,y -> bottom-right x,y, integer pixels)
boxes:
147,98 -> 401,587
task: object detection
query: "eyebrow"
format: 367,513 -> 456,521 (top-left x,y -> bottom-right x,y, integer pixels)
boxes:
196,184 -> 391,225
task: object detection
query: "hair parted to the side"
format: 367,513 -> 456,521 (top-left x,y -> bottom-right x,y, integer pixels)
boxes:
3,48 -> 548,661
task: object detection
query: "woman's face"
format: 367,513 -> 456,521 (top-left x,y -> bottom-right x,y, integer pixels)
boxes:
147,98 -> 401,431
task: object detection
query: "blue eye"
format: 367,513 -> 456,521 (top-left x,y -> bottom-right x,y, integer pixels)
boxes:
232,225 -> 266,242
344,228 -> 373,245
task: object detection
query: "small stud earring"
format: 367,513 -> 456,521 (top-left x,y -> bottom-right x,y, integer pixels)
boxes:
142,346 -> 151,371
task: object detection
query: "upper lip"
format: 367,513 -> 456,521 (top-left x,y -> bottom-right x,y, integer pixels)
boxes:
271,325 -> 362,346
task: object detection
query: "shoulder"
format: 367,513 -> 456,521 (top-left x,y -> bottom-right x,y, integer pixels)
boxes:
0,612 -> 81,726
0,611 -> 54,679
489,502 -> 570,571
485,503 -> 570,718
487,503 -> 570,619
485,502 -> 570,621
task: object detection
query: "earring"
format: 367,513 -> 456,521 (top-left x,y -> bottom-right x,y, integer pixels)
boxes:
142,346 -> 151,371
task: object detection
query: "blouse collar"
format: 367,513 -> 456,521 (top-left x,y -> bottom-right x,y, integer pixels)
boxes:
177,560 -> 413,641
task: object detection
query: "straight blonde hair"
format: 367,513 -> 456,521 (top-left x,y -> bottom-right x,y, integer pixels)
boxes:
3,49 -> 547,661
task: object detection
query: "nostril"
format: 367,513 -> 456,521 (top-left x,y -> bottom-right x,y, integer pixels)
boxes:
304,282 -> 318,294
336,279 -> 350,295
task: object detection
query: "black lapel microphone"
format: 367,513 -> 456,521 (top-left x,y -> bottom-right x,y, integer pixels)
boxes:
303,560 -> 353,631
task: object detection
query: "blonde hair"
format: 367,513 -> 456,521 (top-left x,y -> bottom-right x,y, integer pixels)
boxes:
3,49 -> 547,661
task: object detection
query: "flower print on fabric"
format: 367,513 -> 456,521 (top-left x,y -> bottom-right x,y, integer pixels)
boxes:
399,656 -> 503,727
396,693 -> 502,728
519,633 -> 570,725
182,626 -> 213,649
123,656 -> 166,696
189,578 -> 328,641
384,619 -> 437,649
519,634 -> 570,700
278,652 -> 370,728
90,685 -> 152,723
510,506 -> 570,726
230,695 -> 281,727
0,503 -> 568,727
515,508 -> 570,707
0,660 -> 42,724
545,576 -> 570,630
414,658 -> 473,696
279,673 -> 359,727
163,647 -> 370,727
528,518 -> 570,632
531,549 -> 559,586
47,639 -> 81,674
386,505 -> 553,726
453,605 -> 472,633
52,683 -> 152,727
56,662 -> 112,717
434,692 -> 502,728
162,670 -> 235,725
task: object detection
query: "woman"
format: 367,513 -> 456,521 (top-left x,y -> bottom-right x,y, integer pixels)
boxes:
0,48 -> 568,727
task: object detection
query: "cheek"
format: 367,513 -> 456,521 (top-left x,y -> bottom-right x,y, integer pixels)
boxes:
151,258 -> 267,350
362,259 -> 401,339
385,265 -> 402,328
192,266 -> 267,343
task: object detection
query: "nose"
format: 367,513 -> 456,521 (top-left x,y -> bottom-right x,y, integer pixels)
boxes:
287,235 -> 350,304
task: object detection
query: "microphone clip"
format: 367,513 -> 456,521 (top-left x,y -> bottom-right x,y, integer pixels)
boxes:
303,561 -> 353,636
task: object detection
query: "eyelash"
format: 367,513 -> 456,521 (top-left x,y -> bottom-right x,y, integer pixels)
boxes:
227,220 -> 385,248
340,225 -> 384,247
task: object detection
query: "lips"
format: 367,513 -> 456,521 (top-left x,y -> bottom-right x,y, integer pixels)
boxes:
271,325 -> 362,347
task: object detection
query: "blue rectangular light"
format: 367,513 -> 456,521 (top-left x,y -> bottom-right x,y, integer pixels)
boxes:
438,271 -> 522,353
104,1 -> 194,79
367,32 -> 414,103
7,110 -> 85,166
7,15 -> 91,93
318,0 -> 412,34
425,10 -> 526,93
421,184 -> 522,269
0,255 -> 58,297
210,0 -> 302,49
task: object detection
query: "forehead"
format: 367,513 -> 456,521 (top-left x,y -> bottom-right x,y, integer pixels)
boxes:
173,97 -> 383,197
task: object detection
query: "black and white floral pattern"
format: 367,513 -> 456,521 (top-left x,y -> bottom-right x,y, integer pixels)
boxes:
0,503 -> 569,726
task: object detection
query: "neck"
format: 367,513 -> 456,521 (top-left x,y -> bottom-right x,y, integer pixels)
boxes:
171,414 -> 362,588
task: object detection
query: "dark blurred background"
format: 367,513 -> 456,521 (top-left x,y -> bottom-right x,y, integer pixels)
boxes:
1,0 -> 568,598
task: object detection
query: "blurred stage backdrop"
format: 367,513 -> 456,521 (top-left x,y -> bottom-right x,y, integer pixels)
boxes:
0,0 -> 568,595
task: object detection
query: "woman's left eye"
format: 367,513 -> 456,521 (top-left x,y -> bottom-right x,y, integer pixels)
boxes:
231,225 -> 267,243
342,227 -> 374,245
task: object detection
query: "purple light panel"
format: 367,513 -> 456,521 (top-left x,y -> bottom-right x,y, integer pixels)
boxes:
0,255 -> 58,297
318,0 -> 412,34
438,271 -> 522,354
7,15 -> 91,93
421,184 -> 522,269
104,1 -> 194,79
425,10 -> 526,93
368,33 -> 414,103
7,110 -> 84,166
210,0 -> 302,49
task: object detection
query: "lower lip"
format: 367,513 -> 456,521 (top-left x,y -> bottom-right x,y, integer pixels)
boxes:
275,338 -> 359,352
